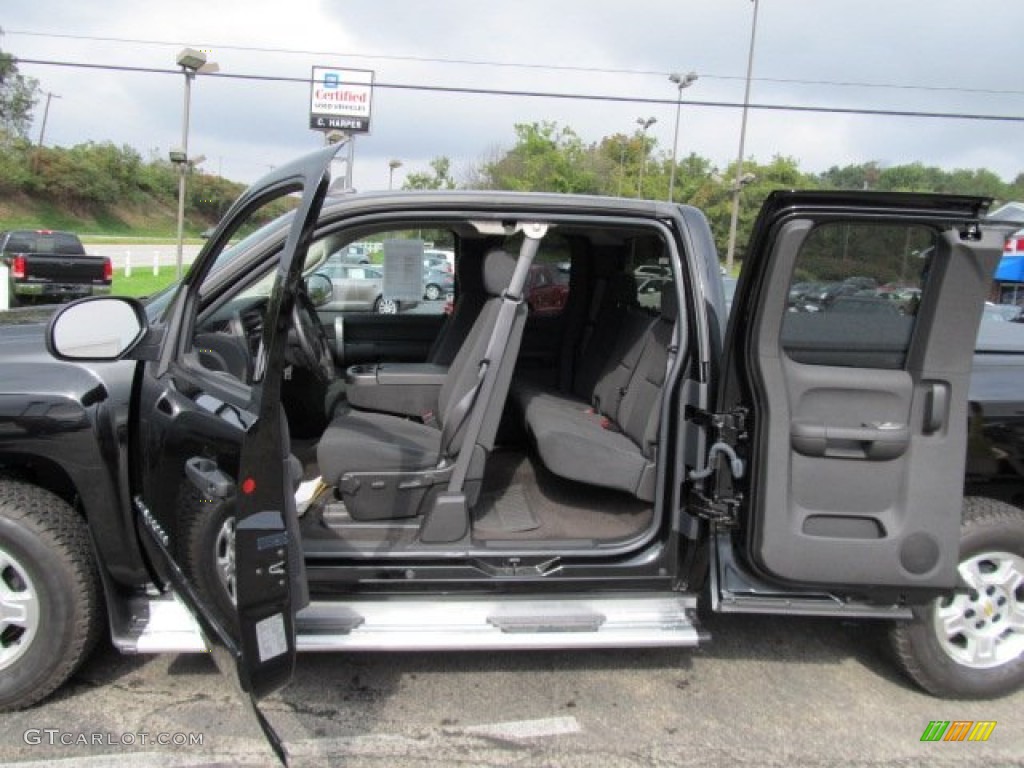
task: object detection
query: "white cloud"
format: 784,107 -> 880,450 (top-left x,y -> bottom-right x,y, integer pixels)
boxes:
6,0 -> 1024,191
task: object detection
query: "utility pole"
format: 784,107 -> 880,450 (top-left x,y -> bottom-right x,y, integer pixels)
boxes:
36,91 -> 61,147
725,0 -> 760,272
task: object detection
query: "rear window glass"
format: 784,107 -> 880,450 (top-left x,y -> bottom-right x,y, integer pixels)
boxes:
781,222 -> 936,369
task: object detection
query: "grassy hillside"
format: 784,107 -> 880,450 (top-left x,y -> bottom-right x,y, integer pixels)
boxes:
0,189 -> 194,238
0,139 -> 295,238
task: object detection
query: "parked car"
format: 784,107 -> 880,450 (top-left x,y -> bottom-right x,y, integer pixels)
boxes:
423,254 -> 453,274
424,248 -> 455,271
423,266 -> 454,301
1,146 -> 1019,757
633,263 -> 671,280
829,295 -> 904,316
330,243 -> 373,264
637,275 -> 670,309
524,262 -> 569,315
314,262 -> 413,314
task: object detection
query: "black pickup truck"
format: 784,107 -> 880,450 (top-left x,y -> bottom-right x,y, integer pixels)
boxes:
0,229 -> 112,307
0,146 -> 1022,761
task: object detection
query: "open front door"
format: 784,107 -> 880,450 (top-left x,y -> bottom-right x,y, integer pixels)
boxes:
127,146 -> 339,735
720,192 -> 1003,594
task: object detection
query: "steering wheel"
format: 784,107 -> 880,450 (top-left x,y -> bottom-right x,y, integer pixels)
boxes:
290,286 -> 336,384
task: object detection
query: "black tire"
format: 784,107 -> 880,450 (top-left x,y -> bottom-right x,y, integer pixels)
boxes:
425,283 -> 442,301
890,496 -> 1024,699
373,296 -> 398,315
179,484 -> 237,631
0,478 -> 102,711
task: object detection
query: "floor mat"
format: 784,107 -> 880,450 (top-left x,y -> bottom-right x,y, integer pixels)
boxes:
474,484 -> 541,533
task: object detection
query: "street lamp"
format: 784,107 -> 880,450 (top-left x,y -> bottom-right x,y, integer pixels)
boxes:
725,0 -> 760,273
636,116 -> 657,198
388,159 -> 403,190
173,47 -> 218,279
667,72 -> 698,202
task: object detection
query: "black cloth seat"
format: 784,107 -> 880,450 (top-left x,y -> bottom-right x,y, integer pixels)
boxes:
524,288 -> 678,502
317,248 -> 527,520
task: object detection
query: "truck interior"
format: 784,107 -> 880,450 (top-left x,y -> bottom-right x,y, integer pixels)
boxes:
188,209 -> 693,562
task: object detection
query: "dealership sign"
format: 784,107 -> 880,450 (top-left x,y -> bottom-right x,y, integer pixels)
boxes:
309,67 -> 374,133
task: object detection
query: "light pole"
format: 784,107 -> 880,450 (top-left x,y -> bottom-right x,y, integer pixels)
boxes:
725,0 -> 760,273
388,159 -> 403,190
667,72 -> 698,202
636,116 -> 657,199
173,47 -> 218,279
36,91 -> 61,147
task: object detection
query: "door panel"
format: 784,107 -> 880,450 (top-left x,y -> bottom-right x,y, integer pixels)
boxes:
722,192 -> 1003,593
133,145 -> 340,710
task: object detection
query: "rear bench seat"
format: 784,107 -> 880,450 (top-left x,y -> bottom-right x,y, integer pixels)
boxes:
518,287 -> 677,502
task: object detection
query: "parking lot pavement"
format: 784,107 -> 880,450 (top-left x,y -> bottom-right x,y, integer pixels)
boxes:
1,611 -> 1022,767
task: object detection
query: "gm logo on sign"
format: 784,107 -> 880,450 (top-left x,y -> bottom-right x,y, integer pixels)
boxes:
920,720 -> 996,742
324,72 -> 339,89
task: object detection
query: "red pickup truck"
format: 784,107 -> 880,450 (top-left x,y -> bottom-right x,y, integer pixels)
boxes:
0,229 -> 111,307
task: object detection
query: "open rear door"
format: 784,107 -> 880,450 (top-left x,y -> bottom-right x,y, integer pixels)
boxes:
719,192 -> 1003,594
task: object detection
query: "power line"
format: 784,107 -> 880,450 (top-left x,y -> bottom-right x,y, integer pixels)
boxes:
8,28 -> 1024,98
15,57 -> 1024,125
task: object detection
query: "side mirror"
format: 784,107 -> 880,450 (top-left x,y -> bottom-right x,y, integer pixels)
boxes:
306,272 -> 333,307
46,296 -> 148,361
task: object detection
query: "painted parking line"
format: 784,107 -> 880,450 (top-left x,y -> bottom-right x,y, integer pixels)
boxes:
463,716 -> 582,740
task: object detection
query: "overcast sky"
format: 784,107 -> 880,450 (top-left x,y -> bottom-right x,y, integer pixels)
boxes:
5,0 -> 1024,193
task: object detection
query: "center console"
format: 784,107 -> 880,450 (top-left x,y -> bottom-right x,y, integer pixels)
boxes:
344,363 -> 448,418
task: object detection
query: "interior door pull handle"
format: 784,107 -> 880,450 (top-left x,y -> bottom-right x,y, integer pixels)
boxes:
791,420 -> 909,460
924,382 -> 949,434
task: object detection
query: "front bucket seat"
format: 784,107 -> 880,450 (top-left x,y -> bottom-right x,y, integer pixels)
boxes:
316,244 -> 535,529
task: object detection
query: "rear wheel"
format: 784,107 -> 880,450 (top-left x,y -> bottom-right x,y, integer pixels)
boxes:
0,478 -> 102,711
891,497 -> 1024,699
425,283 -> 442,301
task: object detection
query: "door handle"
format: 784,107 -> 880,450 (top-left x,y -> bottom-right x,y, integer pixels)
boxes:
333,316 -> 345,365
923,381 -> 949,434
791,420 -> 909,460
185,456 -> 235,499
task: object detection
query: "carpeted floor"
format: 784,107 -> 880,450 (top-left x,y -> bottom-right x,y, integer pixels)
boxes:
298,447 -> 654,550
472,449 -> 653,542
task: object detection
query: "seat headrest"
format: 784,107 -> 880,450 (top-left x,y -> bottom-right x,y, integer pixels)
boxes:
660,284 -> 678,321
483,249 -> 518,296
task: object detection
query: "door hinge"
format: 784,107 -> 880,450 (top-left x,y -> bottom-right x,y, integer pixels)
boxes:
685,405 -> 748,528
687,406 -> 748,481
687,405 -> 749,440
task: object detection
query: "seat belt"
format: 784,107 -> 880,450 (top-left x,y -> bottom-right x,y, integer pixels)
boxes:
578,275 -> 608,361
443,227 -> 545,492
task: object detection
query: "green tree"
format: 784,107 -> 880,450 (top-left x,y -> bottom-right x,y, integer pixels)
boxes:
474,122 -> 603,194
0,31 -> 39,140
403,156 -> 456,190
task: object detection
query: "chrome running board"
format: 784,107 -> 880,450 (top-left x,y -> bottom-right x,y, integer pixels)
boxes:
113,591 -> 704,654
295,593 -> 704,651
